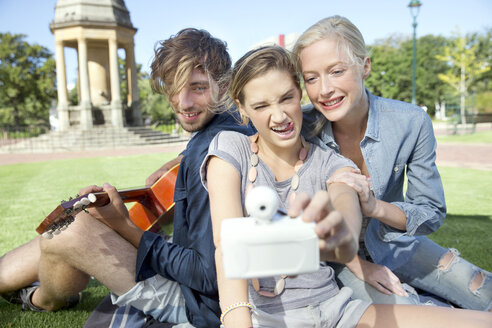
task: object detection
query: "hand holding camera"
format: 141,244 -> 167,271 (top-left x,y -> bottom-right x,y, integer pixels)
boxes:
220,186 -> 320,279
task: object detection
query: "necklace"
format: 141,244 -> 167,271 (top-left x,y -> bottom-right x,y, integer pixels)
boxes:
247,133 -> 308,204
246,133 -> 307,297
252,275 -> 288,297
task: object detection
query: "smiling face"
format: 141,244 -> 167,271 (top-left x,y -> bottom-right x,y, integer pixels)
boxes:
238,69 -> 302,151
170,68 -> 218,132
299,37 -> 371,123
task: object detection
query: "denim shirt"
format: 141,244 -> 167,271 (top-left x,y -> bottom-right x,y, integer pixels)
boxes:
302,90 -> 446,271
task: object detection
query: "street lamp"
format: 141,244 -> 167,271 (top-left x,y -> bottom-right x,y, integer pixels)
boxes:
408,0 -> 422,105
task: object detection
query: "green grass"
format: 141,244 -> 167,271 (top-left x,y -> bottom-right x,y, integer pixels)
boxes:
0,152 -> 491,326
436,129 -> 492,143
0,152 -> 178,328
428,166 -> 492,270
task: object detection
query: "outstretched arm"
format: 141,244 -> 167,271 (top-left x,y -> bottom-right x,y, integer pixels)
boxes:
207,156 -> 252,328
325,178 -> 362,262
289,168 -> 362,264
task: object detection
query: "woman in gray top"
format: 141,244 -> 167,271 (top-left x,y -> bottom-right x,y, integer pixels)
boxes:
202,46 -> 491,327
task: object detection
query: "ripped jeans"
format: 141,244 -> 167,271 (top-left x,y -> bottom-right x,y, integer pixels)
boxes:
332,236 -> 492,311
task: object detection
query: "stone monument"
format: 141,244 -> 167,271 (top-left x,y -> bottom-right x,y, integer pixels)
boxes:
50,0 -> 142,130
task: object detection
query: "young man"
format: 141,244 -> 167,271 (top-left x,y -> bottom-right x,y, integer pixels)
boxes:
0,28 -> 253,327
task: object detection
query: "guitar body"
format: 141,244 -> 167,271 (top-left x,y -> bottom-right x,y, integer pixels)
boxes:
36,164 -> 180,236
129,164 -> 179,232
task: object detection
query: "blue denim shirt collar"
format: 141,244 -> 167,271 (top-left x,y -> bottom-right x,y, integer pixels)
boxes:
365,90 -> 380,142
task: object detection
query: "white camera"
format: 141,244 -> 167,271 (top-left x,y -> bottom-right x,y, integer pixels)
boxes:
220,186 -> 320,279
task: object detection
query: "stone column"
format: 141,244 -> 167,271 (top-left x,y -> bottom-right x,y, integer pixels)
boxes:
78,37 -> 93,129
109,38 -> 123,127
126,42 -> 142,125
55,40 -> 70,131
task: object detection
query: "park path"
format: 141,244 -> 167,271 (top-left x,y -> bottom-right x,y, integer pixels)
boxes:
435,143 -> 492,171
0,138 -> 491,171
0,142 -> 188,166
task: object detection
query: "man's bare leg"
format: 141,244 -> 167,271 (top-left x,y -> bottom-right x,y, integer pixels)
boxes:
30,211 -> 138,311
0,237 -> 40,294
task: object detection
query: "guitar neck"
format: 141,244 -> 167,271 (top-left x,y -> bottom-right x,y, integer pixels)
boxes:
90,187 -> 152,206
36,187 -> 153,235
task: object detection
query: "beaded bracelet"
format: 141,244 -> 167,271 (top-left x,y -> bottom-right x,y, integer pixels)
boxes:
220,301 -> 255,325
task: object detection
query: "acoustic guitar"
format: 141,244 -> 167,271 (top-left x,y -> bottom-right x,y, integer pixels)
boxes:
36,164 -> 180,239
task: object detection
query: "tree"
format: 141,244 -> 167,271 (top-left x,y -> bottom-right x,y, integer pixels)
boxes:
468,28 -> 492,113
413,35 -> 453,115
366,34 -> 451,116
469,27 -> 492,93
366,34 -> 407,101
0,33 -> 56,127
436,30 -> 491,122
138,75 -> 175,125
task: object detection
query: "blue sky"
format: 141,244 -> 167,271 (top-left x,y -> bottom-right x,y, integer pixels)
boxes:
1,0 -> 491,87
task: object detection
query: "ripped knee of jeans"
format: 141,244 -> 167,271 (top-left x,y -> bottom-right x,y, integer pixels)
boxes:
437,248 -> 460,273
438,249 -> 489,296
470,270 -> 487,295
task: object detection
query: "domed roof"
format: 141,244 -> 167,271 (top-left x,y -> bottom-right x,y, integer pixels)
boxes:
50,0 -> 135,30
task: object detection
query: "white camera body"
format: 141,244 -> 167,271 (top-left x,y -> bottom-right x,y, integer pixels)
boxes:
220,186 -> 320,279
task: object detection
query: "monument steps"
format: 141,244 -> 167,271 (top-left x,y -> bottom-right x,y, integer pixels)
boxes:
0,126 -> 189,153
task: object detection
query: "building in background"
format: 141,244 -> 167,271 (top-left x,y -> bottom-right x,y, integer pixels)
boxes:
50,0 -> 142,131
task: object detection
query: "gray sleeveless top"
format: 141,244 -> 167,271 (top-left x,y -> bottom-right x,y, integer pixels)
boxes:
201,131 -> 357,313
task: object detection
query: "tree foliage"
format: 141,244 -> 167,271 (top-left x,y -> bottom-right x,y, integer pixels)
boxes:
138,75 -> 175,125
436,31 -> 490,93
366,34 -> 453,116
436,29 -> 491,120
468,27 -> 492,93
121,60 -> 176,126
0,33 -> 56,127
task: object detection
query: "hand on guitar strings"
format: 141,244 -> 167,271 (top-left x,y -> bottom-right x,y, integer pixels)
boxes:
82,183 -> 144,247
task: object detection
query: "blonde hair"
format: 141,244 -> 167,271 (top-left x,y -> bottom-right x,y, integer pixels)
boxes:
293,15 -> 369,134
228,46 -> 301,125
293,15 -> 368,73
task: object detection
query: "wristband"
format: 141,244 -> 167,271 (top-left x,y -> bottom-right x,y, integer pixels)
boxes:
220,301 -> 254,325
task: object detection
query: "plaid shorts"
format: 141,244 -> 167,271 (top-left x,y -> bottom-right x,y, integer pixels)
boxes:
111,275 -> 191,326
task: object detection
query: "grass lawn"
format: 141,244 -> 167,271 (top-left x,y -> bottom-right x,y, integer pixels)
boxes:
0,152 -> 178,328
428,166 -> 492,270
0,150 -> 491,327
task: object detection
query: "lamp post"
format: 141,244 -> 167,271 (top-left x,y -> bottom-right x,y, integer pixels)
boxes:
408,0 -> 422,105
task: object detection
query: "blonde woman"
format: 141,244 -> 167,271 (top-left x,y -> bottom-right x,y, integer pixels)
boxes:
293,15 -> 491,311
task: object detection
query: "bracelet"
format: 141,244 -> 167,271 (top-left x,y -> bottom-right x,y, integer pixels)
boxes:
220,301 -> 254,325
